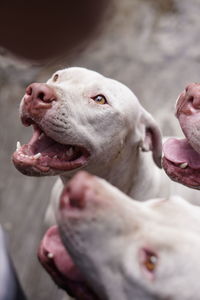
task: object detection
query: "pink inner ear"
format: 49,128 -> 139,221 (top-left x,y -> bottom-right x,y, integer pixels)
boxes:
139,248 -> 158,281
141,126 -> 162,168
141,129 -> 153,152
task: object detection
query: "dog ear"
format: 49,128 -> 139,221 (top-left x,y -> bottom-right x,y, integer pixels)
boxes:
139,110 -> 162,168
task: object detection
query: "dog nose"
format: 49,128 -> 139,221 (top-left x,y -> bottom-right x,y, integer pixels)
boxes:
184,83 -> 200,109
60,172 -> 94,211
25,83 -> 57,104
176,83 -> 200,117
21,83 -> 57,125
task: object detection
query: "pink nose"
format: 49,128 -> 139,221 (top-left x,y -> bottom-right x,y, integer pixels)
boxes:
60,172 -> 93,210
176,83 -> 200,117
184,83 -> 200,109
21,83 -> 57,124
25,83 -> 57,104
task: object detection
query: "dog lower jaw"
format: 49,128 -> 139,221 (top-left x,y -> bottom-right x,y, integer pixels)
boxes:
38,225 -> 98,300
162,157 -> 200,189
12,125 -> 90,176
12,148 -> 89,176
162,137 -> 200,189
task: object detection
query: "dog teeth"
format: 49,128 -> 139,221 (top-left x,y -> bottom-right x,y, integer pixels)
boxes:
180,162 -> 188,169
34,153 -> 41,159
16,141 -> 21,151
53,155 -> 58,159
38,133 -> 45,140
47,252 -> 54,259
66,147 -> 73,157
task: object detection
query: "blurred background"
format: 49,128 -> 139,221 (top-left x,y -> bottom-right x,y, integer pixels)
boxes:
0,0 -> 200,299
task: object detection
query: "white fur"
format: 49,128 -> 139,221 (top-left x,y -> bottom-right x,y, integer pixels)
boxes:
42,67 -> 200,225
58,172 -> 200,300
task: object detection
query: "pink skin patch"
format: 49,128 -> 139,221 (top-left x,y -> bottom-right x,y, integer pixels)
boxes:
38,225 -> 97,300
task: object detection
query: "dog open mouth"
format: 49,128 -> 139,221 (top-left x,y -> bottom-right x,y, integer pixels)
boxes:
38,225 -> 97,300
162,138 -> 200,189
12,121 -> 90,176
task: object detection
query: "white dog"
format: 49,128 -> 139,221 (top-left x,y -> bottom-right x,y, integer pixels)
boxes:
12,67 -> 200,223
39,171 -> 200,300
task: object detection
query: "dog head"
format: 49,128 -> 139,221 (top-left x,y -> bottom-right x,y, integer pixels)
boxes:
13,67 -> 162,177
39,171 -> 200,300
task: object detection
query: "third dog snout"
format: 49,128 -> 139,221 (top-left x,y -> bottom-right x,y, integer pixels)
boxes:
185,83 -> 200,109
176,83 -> 200,117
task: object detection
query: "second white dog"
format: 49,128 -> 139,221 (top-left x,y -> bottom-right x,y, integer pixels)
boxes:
39,171 -> 200,300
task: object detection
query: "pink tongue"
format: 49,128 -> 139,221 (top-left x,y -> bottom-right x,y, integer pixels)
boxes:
163,138 -> 200,169
41,225 -> 82,280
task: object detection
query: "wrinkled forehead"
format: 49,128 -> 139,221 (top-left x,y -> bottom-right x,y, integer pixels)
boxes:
48,67 -> 140,109
50,67 -> 104,85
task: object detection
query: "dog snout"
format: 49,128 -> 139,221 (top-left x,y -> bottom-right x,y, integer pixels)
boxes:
60,171 -> 94,211
185,83 -> 200,109
21,83 -> 57,124
176,83 -> 200,117
25,83 -> 57,104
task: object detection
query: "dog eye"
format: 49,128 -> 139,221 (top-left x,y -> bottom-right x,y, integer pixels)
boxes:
141,248 -> 158,273
92,95 -> 107,105
53,74 -> 59,82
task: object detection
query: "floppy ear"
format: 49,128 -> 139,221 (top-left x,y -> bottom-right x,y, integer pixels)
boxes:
139,109 -> 162,168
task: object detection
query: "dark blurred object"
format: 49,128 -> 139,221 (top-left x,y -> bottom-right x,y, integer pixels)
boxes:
0,0 -> 110,61
0,226 -> 26,300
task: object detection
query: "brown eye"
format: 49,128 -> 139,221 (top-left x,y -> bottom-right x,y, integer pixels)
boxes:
53,74 -> 59,82
141,248 -> 158,273
92,95 -> 107,105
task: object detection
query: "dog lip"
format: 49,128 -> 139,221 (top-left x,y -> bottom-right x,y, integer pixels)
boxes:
21,115 -> 35,127
38,225 -> 98,299
12,122 -> 91,175
38,225 -> 82,281
162,157 -> 200,189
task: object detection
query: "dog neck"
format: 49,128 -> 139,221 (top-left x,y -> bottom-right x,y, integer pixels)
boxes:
128,151 -> 163,200
60,147 -> 162,202
103,148 -> 162,201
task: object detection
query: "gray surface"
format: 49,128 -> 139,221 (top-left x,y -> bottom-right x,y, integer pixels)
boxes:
1,0 -> 200,299
0,227 -> 26,300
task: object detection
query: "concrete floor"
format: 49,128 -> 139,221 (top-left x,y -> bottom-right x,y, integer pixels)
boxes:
1,0 -> 200,299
